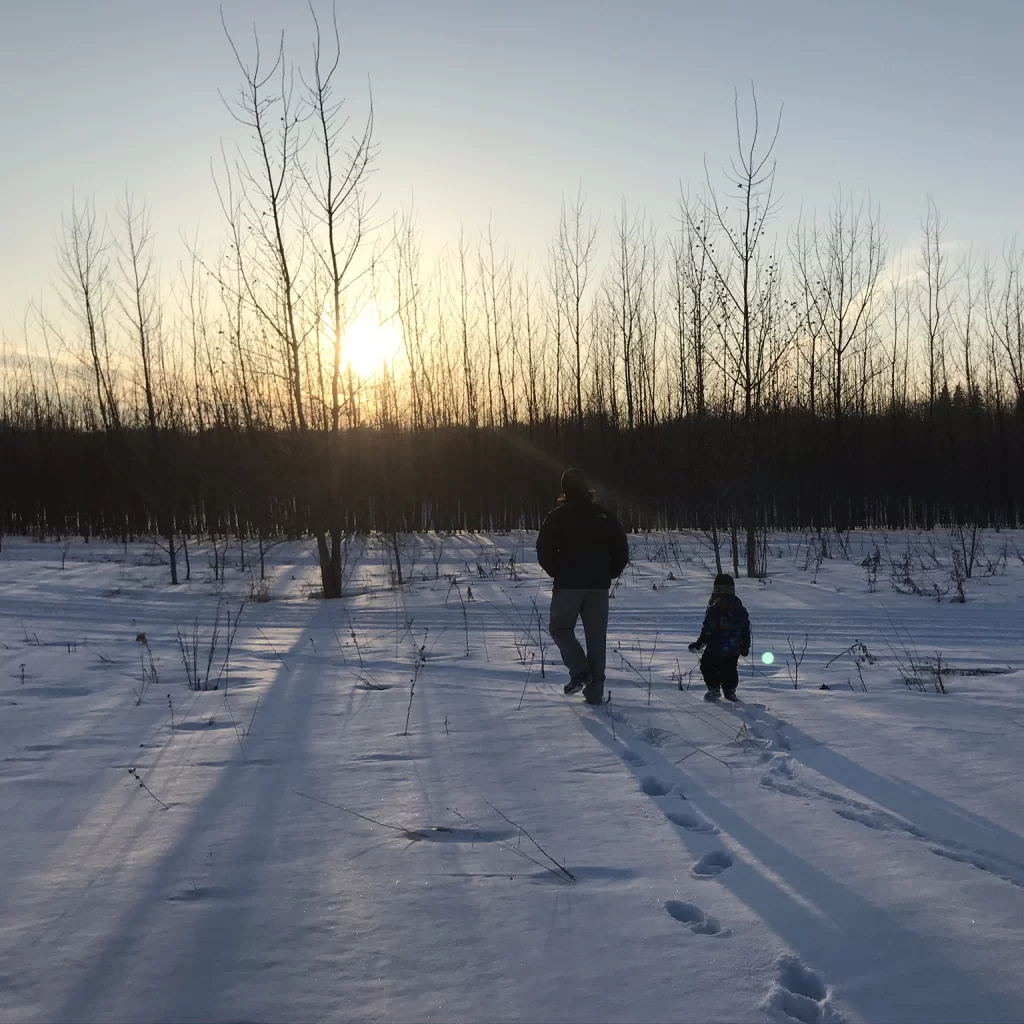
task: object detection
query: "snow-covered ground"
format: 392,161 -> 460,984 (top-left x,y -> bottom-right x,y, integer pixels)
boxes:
2,529 -> 1024,1024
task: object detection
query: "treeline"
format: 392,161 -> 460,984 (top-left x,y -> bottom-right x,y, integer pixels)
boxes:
2,399 -> 1019,541
2,18 -> 1024,587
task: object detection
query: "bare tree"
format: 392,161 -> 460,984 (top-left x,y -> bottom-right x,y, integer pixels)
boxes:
117,194 -> 179,583
302,1 -> 375,434
686,86 -> 787,575
987,243 -> 1024,407
479,222 -> 511,427
58,197 -> 120,435
792,196 -> 886,428
953,247 -> 980,404
918,196 -> 955,419
672,193 -> 718,418
219,4 -> 376,598
554,187 -> 599,437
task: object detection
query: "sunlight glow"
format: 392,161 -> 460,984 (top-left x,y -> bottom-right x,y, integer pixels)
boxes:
324,303 -> 404,378
762,652 -> 775,665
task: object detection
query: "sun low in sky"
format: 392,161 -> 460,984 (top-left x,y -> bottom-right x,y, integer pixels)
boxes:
324,302 -> 405,378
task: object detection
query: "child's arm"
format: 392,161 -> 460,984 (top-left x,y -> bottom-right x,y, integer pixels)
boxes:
689,605 -> 717,652
739,605 -> 751,657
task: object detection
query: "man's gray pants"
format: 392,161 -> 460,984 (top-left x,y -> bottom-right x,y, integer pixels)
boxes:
549,588 -> 609,683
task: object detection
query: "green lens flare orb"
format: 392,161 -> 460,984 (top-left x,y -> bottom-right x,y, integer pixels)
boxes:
761,652 -> 775,666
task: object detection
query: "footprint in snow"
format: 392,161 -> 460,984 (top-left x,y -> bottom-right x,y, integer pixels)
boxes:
664,900 -> 729,936
768,754 -> 797,779
665,809 -> 719,834
639,726 -> 671,747
691,850 -> 733,877
832,803 -> 929,839
640,776 -> 671,796
760,756 -> 805,798
929,845 -> 1024,890
620,747 -> 646,767
763,954 -> 843,1024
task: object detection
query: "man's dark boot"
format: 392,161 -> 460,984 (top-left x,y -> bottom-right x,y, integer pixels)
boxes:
564,670 -> 592,695
583,679 -> 604,705
723,689 -> 739,702
703,688 -> 721,702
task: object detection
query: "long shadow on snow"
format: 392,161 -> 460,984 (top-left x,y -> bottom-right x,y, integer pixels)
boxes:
752,707 -> 1024,866
578,712 -> 1023,1024
325,581 -> 567,1016
399,650 -> 613,1008
0,604 -> 306,916
54,605 -> 326,1024
378,641 -> 527,1008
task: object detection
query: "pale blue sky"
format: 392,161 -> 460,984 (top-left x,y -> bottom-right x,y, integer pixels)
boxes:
3,0 -> 1023,339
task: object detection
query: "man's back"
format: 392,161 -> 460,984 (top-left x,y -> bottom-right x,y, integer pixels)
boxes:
536,497 -> 629,589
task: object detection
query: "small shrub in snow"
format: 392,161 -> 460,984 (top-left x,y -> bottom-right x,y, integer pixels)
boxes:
979,541 -> 1009,578
825,640 -> 875,691
889,543 -> 924,596
516,653 -> 536,711
127,767 -> 168,810
402,631 -> 429,736
951,524 -> 981,579
134,633 -> 158,704
382,532 -> 418,587
861,547 -> 881,592
176,601 -> 244,691
833,529 -> 853,560
800,533 -> 826,583
880,614 -> 947,695
948,553 -> 967,603
248,578 -> 272,603
786,634 -> 808,689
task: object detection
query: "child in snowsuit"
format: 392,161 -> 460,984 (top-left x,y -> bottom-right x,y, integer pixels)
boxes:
688,574 -> 750,702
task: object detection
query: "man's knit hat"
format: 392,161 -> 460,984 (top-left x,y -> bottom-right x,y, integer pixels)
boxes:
560,468 -> 590,498
712,573 -> 735,597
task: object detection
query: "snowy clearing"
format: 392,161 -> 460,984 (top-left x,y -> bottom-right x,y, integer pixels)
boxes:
2,530 -> 1024,1023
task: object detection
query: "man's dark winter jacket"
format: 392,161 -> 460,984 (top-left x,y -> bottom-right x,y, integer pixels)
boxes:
695,595 -> 751,658
536,497 -> 630,589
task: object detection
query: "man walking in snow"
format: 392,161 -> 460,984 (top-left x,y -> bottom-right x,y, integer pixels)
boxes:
537,469 -> 630,705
